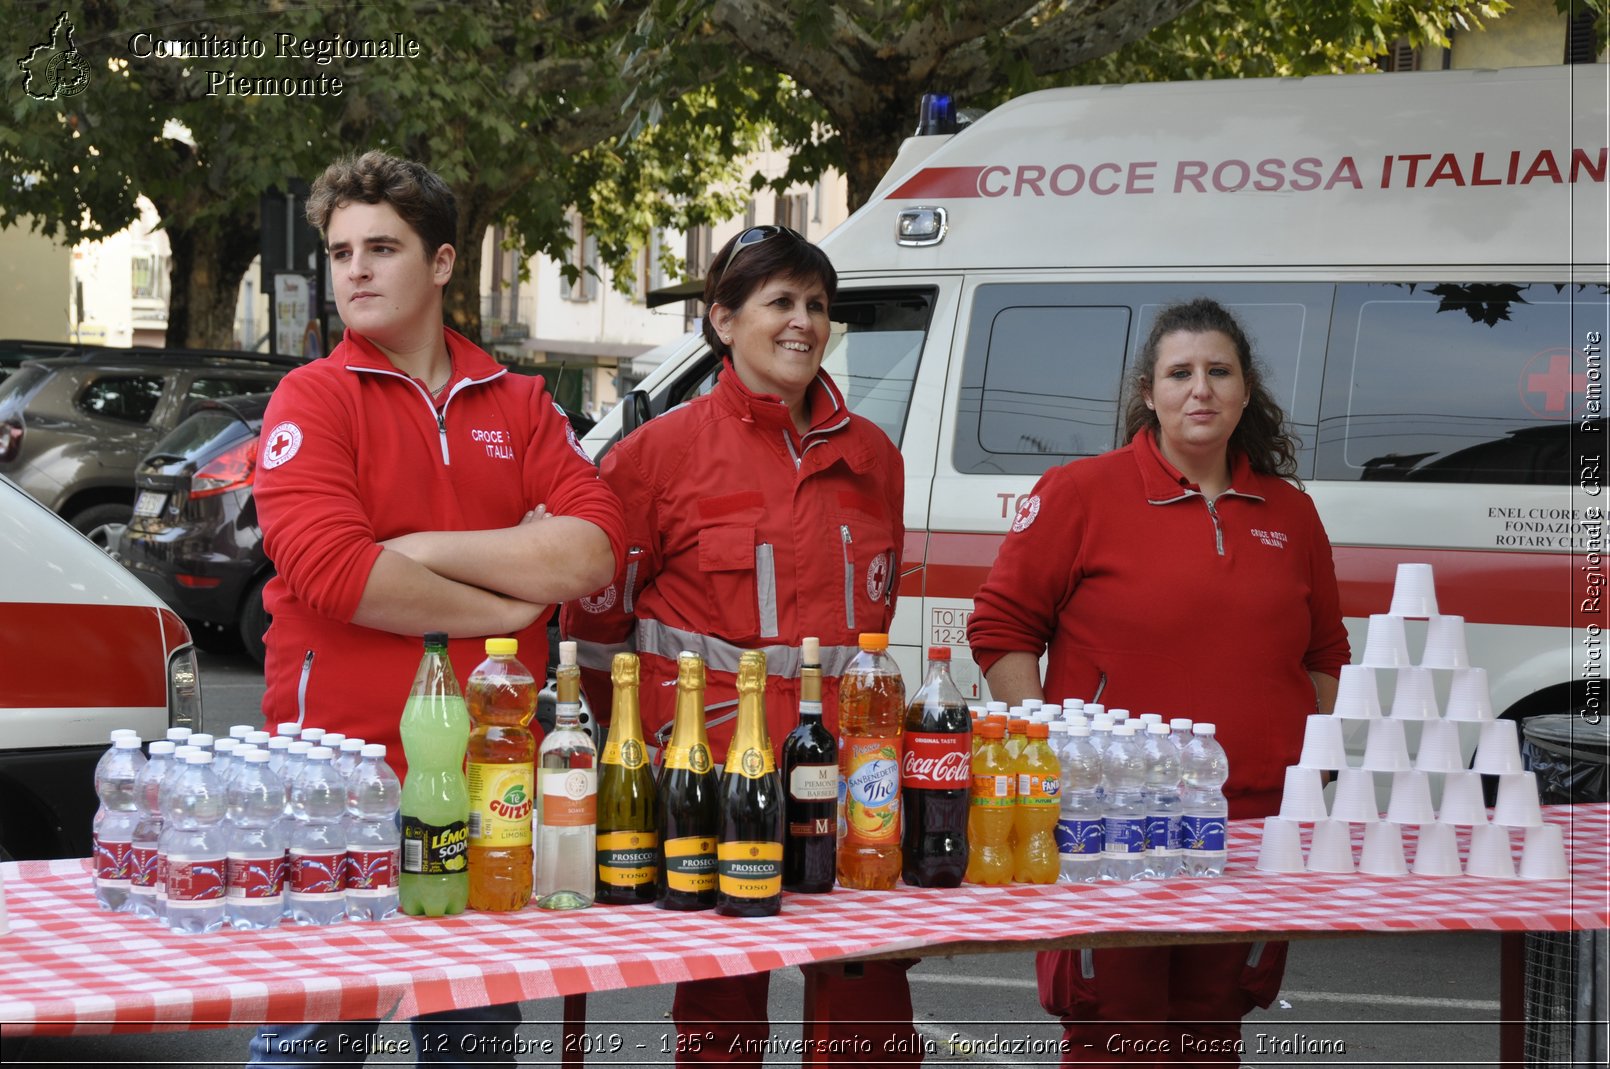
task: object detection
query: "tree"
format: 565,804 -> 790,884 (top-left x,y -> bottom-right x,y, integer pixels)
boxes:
629,0 -> 1512,209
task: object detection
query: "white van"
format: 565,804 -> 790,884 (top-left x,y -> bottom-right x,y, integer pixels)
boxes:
0,474 -> 201,859
583,65 -> 1607,737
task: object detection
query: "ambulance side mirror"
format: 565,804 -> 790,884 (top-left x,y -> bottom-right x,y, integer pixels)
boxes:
620,389 -> 651,434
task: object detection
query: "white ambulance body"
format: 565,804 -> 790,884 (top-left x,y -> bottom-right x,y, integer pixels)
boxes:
584,65 -> 1608,733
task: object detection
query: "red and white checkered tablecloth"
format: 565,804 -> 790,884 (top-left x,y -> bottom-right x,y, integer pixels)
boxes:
2,804 -> 1605,1036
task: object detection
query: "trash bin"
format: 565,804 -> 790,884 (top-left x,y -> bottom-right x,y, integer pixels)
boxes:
1520,714 -> 1608,1067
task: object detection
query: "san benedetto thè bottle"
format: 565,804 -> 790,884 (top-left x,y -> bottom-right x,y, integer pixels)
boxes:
655,652 -> 720,911
595,653 -> 658,905
716,650 -> 786,917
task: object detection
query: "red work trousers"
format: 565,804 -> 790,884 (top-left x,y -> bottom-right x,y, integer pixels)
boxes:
671,960 -> 920,1066
1035,941 -> 1288,1067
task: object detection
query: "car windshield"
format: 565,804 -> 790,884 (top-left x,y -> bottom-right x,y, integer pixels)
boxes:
150,408 -> 253,462
0,364 -> 49,413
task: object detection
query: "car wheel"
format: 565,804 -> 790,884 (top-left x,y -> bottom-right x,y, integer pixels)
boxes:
240,573 -> 271,666
69,502 -> 132,554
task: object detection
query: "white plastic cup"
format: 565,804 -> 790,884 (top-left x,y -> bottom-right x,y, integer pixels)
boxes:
1298,714 -> 1348,770
1386,770 -> 1436,824
1419,615 -> 1471,670
1438,770 -> 1489,825
1307,819 -> 1356,874
1415,719 -> 1467,774
1388,562 -> 1440,618
1492,772 -> 1544,829
1473,719 -> 1525,775
1466,823 -> 1517,878
1331,768 -> 1381,822
1519,824 -> 1569,880
1446,668 -> 1496,723
1361,615 -> 1414,669
1411,822 -> 1462,876
1361,718 -> 1413,772
1278,765 -> 1330,822
1255,818 -> 1306,874
1333,664 -> 1383,720
1359,821 -> 1409,875
1389,668 -> 1440,721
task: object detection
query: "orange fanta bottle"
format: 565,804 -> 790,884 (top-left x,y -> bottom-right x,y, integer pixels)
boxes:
1013,721 -> 1061,884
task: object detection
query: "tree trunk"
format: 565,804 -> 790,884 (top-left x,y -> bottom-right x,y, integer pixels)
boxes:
161,210 -> 261,350
443,187 -> 505,346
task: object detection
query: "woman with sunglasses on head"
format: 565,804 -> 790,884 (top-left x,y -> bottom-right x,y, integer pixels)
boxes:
564,225 -> 918,1066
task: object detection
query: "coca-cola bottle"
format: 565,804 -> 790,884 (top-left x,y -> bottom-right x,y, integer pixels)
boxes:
900,646 -> 972,887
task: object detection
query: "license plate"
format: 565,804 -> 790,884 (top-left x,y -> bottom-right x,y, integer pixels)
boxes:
133,490 -> 167,517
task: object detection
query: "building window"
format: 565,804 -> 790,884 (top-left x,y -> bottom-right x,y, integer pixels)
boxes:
1376,39 -> 1419,72
775,192 -> 809,237
687,224 -> 714,281
1567,8 -> 1601,64
131,252 -> 169,301
560,214 -> 598,302
636,231 -> 667,304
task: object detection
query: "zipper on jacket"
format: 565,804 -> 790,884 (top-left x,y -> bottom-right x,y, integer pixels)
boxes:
435,410 -> 450,464
295,649 -> 315,729
840,524 -> 855,631
755,543 -> 778,638
1204,497 -> 1225,556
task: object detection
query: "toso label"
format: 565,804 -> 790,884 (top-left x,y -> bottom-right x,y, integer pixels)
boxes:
1181,814 -> 1228,852
166,855 -> 226,903
289,848 -> 345,896
1104,817 -> 1146,855
346,847 -> 399,894
842,737 -> 900,842
602,737 -> 648,769
970,773 -> 1016,807
788,763 -> 838,802
93,836 -> 133,885
732,745 -> 777,780
901,732 -> 971,789
717,841 -> 783,898
468,762 -> 535,847
1056,817 -> 1104,857
597,830 -> 659,888
663,835 -> 718,893
227,852 -> 287,900
402,817 -> 469,875
540,767 -> 598,827
1146,814 -> 1181,852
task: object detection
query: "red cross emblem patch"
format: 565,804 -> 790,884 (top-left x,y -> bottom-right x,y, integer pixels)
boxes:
262,421 -> 304,469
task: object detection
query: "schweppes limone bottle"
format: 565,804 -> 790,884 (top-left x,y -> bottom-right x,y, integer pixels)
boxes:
716,650 -> 785,917
655,652 -> 719,911
595,653 -> 657,904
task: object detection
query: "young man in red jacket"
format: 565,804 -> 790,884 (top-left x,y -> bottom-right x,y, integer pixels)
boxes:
249,151 -> 625,1067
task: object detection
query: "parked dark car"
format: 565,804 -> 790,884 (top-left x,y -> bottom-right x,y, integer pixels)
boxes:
118,394 -> 273,663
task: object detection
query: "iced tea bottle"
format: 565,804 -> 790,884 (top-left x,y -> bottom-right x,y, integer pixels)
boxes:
836,633 -> 904,890
465,637 -> 537,911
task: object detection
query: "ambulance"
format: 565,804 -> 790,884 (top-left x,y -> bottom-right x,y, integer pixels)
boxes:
583,65 -> 1608,741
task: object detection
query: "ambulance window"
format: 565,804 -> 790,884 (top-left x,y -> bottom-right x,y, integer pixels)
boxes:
1316,283 -> 1608,483
820,288 -> 933,446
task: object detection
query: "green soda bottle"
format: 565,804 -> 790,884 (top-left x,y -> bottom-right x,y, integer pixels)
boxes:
399,631 -> 471,916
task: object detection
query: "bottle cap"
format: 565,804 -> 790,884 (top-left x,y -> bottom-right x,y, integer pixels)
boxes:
1139,713 -> 1164,725
189,733 -> 215,748
361,743 -> 387,758
173,745 -> 199,759
213,737 -> 241,753
1091,716 -> 1114,728
308,746 -> 334,760
287,740 -> 313,755
1171,718 -> 1194,731
244,750 -> 271,764
986,701 -> 1009,714
320,733 -> 346,749
560,640 -> 578,666
1069,724 -> 1091,737
1193,723 -> 1217,736
1023,699 -> 1044,710
1148,722 -> 1171,735
486,637 -> 518,656
1064,714 -> 1089,728
1048,722 -> 1070,735
926,645 -> 951,661
802,636 -> 820,663
1108,709 -> 1130,721
423,631 -> 448,646
1113,724 -> 1137,736
183,750 -> 212,764
341,738 -> 366,753
978,720 -> 1005,739
246,731 -> 271,746
857,632 -> 889,652
229,725 -> 254,739
1062,698 -> 1085,710
1084,704 -> 1105,718
299,728 -> 325,742
166,727 -> 193,741
276,722 -> 301,737
110,728 -> 139,741
267,736 -> 292,751
113,736 -> 141,750
1007,718 -> 1029,734
148,740 -> 176,756
1027,721 -> 1050,738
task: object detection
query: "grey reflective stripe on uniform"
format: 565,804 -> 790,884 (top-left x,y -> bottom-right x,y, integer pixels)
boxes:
755,543 -> 778,638
1246,941 -> 1265,967
1080,948 -> 1096,979
635,619 -> 860,678
572,638 -> 633,672
840,525 -> 855,631
622,559 -> 640,614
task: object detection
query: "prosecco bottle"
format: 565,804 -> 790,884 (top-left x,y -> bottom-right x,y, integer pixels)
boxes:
716,650 -> 786,917
781,638 -> 837,893
595,653 -> 658,904
655,652 -> 720,911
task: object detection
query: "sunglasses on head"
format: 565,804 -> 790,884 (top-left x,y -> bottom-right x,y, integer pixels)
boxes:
712,225 -> 805,287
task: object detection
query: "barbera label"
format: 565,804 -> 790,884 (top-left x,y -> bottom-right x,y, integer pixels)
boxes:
346,847 -> 399,894
1104,817 -> 1146,855
289,849 -> 345,896
402,817 -> 469,875
1181,814 -> 1228,852
1056,818 -> 1104,856
227,852 -> 287,900
717,841 -> 783,898
663,835 -> 718,893
842,737 -> 900,842
901,732 -> 971,789
93,836 -> 132,884
597,830 -> 659,887
468,762 -> 535,847
166,855 -> 227,903
788,763 -> 838,802
1146,814 -> 1182,852
971,773 -> 1016,808
540,767 -> 597,827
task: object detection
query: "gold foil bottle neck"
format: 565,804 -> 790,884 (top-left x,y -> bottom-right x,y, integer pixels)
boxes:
736,650 -> 767,694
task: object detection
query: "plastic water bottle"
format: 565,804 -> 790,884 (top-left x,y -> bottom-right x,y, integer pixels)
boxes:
287,746 -> 347,925
92,735 -> 145,910
266,735 -> 293,777
160,751 -> 228,934
155,744 -> 198,919
1100,724 -> 1147,881
281,739 -> 314,811
1181,723 -> 1230,876
1056,724 -> 1104,883
129,740 -> 175,921
188,732 -> 215,751
345,743 -> 402,921
226,751 -> 287,930
1170,718 -> 1194,751
334,737 -> 366,784
1142,722 -> 1183,879
212,737 -> 241,782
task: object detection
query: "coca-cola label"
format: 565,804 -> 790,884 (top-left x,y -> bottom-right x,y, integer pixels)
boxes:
129,845 -> 160,890
166,855 -> 227,902
1055,817 -> 1104,857
346,847 -> 399,893
288,849 -> 345,896
900,733 -> 971,789
93,836 -> 133,884
227,852 -> 287,900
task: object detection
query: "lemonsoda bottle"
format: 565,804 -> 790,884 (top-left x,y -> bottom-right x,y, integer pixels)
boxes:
465,637 -> 537,912
836,633 -> 904,890
1013,721 -> 1061,884
965,719 -> 1014,885
399,632 -> 471,916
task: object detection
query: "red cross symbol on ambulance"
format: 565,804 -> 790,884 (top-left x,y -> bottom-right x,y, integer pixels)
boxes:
262,421 -> 303,469
1520,349 -> 1587,419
